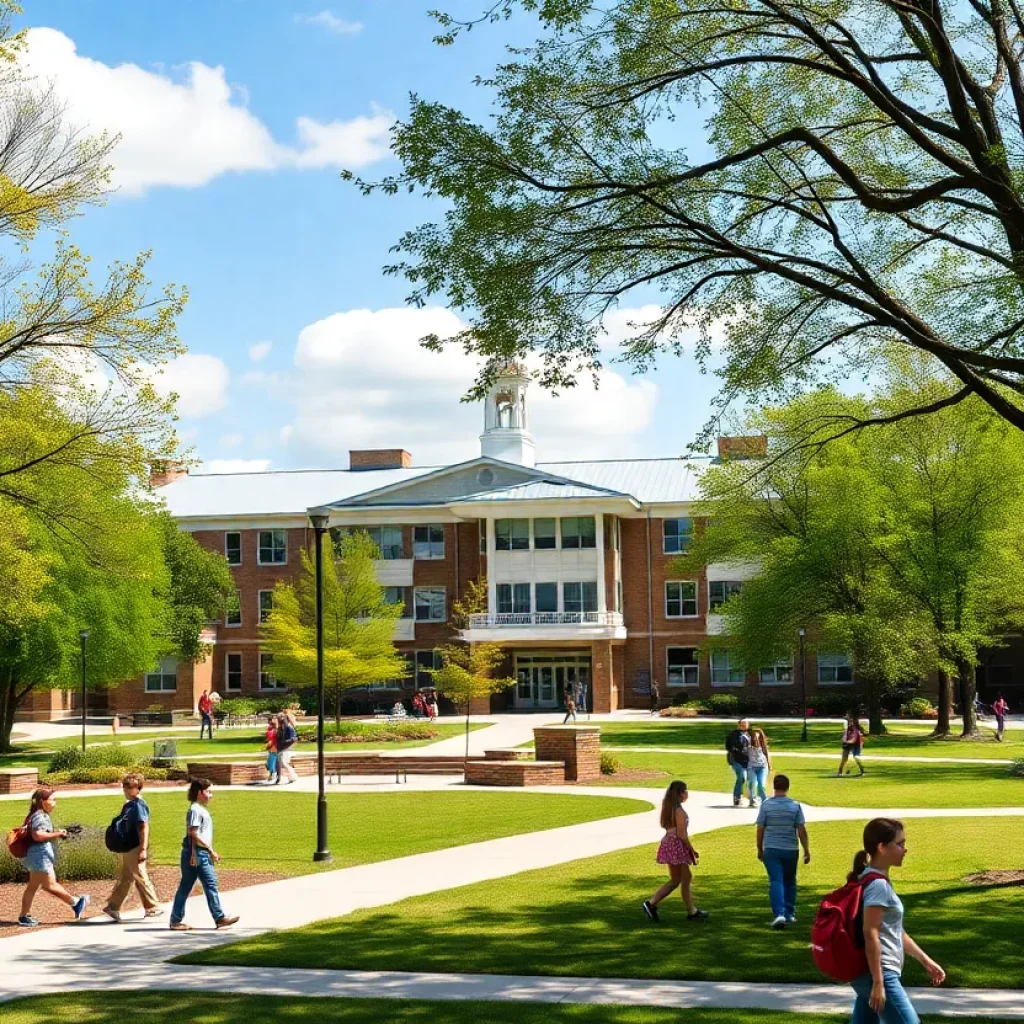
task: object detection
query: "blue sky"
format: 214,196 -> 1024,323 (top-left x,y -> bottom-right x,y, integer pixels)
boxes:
16,1 -> 722,472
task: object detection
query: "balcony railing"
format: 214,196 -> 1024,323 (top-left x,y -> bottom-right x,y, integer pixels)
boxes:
468,611 -> 624,627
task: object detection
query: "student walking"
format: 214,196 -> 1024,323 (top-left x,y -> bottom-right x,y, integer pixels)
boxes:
755,774 -> 810,929
650,678 -> 660,715
993,694 -> 1010,742
169,778 -> 239,931
264,716 -> 279,783
276,711 -> 299,784
747,727 -> 772,807
839,711 -> 867,777
198,690 -> 214,740
562,687 -> 577,724
724,718 -> 752,806
16,788 -> 90,927
848,818 -> 945,1023
642,781 -> 709,923
102,773 -> 161,922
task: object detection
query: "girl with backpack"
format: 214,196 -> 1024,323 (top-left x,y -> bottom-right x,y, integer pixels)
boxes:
838,711 -> 866,777
264,715 -> 279,783
641,780 -> 709,924
848,818 -> 944,1022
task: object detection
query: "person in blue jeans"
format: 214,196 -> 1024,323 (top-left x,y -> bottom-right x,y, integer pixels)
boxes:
849,818 -> 945,1023
755,774 -> 810,929
724,718 -> 752,806
169,778 -> 239,931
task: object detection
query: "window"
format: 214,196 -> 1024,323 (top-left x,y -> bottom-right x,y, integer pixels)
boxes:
495,518 -> 530,551
225,590 -> 242,627
258,530 -> 287,565
144,657 -> 177,692
665,581 -> 698,617
259,653 -> 285,690
415,650 -> 441,689
384,587 -> 410,614
663,518 -> 693,554
225,652 -> 243,691
413,525 -> 445,560
760,658 -> 794,685
667,648 -> 699,688
534,518 -> 557,550
258,590 -> 273,624
225,532 -> 241,566
366,526 -> 405,560
708,580 -> 743,612
414,587 -> 446,622
711,651 -> 745,686
563,581 -> 598,614
497,582 -> 531,614
561,516 -> 596,549
818,653 -> 854,684
535,582 -> 558,613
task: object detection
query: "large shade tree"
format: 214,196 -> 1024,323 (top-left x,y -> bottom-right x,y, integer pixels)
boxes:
358,0 -> 1024,440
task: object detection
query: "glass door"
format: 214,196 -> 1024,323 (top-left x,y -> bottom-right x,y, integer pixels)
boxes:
535,666 -> 555,706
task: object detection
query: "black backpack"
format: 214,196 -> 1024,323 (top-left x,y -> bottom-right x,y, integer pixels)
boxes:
104,808 -> 139,853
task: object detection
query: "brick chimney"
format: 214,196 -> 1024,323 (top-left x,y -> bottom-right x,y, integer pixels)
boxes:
349,449 -> 412,471
149,460 -> 190,489
717,435 -> 768,460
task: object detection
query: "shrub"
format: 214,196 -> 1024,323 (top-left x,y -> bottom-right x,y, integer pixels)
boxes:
1009,758 -> 1024,778
899,697 -> 937,719
659,706 -> 698,718
47,743 -> 141,774
41,763 -> 170,786
703,694 -> 741,716
215,696 -> 298,718
600,752 -> 621,775
806,692 -> 863,717
0,824 -> 118,883
299,721 -> 440,744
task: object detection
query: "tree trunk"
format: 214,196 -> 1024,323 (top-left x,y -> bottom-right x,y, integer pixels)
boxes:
335,689 -> 341,732
464,709 -> 470,763
956,658 -> 979,737
862,674 -> 885,735
0,673 -> 28,755
933,670 -> 952,737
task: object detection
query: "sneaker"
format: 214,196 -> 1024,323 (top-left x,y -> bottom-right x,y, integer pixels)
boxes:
786,915 -> 797,924
642,900 -> 660,922
144,908 -> 165,919
751,799 -> 761,808
101,906 -> 122,923
733,798 -> 741,807
771,915 -> 787,930
687,908 -> 710,922
18,915 -> 39,927
215,915 -> 240,929
169,921 -> 192,931
72,894 -> 90,920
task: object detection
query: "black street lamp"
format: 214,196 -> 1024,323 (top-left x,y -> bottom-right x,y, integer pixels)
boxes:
79,630 -> 89,753
309,510 -> 332,864
798,626 -> 808,743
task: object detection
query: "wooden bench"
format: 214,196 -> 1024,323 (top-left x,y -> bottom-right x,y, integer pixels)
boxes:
0,767 -> 39,794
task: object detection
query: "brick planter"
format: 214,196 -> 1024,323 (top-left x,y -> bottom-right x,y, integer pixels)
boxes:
0,767 -> 39,794
484,749 -> 531,761
465,760 -> 567,786
533,725 -> 601,782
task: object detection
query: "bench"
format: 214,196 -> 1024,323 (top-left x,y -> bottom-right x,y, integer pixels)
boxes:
0,767 -> 39,794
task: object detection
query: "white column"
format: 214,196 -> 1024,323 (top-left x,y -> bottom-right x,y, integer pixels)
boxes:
595,512 -> 606,613
485,516 -> 497,619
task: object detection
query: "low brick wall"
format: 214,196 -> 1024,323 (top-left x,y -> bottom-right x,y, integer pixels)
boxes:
187,753 -> 476,785
533,725 -> 601,781
465,760 -> 567,786
0,767 -> 40,794
484,749 -> 531,761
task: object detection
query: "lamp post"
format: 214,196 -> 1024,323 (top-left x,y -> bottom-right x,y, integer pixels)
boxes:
798,627 -> 808,743
79,630 -> 89,753
309,510 -> 332,864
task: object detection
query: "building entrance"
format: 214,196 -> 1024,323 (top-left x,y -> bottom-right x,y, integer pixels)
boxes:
514,652 -> 591,710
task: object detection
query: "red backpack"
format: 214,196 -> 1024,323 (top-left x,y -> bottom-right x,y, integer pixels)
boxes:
811,870 -> 887,981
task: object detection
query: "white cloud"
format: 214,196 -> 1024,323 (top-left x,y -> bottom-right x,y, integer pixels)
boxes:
267,306 -> 658,466
153,353 -> 230,418
203,458 -> 271,474
297,11 -> 363,35
248,341 -> 273,363
20,28 -> 393,194
219,432 -> 244,449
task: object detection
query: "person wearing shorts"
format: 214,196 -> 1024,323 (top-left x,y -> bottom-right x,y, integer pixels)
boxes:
839,710 -> 866,776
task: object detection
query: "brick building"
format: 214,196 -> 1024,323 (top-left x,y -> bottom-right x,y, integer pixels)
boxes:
39,364 -> 869,719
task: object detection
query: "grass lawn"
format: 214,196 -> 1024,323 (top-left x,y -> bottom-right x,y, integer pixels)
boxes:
604,750 -> 1024,807
0,790 -> 649,877
597,719 -> 1021,758
3,994 -> 1016,1024
180,817 -> 1024,990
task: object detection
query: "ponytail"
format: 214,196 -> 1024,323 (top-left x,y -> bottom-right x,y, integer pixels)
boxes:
848,817 -> 904,881
847,849 -> 870,882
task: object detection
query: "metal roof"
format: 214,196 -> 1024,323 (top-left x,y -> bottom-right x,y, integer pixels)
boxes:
454,479 -> 631,503
540,458 -> 705,504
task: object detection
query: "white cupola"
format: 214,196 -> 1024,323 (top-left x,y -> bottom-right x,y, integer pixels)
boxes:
480,362 -> 536,467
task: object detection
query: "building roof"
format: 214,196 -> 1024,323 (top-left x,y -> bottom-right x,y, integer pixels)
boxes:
157,457 -> 706,519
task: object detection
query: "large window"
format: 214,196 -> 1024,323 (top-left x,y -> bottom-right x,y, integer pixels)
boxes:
711,651 -> 745,686
708,580 -> 743,612
414,587 -> 446,622
413,525 -> 445,560
563,581 -> 598,614
365,526 -> 405,560
663,518 -> 694,554
258,590 -> 273,624
384,587 -> 410,614
259,653 -> 285,690
533,518 -> 557,550
665,581 -> 698,618
818,653 -> 854,684
258,530 -> 287,565
225,590 -> 242,627
561,516 -> 596,549
667,648 -> 699,688
415,650 -> 441,689
496,518 -> 530,551
225,652 -> 243,691
144,657 -> 177,693
760,658 -> 794,685
224,531 -> 242,566
497,582 -> 531,614
535,582 -> 558,613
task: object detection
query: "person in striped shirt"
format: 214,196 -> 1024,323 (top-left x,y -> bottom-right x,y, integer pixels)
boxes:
755,774 -> 811,930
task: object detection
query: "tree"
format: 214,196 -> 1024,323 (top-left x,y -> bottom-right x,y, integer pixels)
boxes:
358,0 -> 1024,441
429,578 -> 515,760
259,531 -> 406,727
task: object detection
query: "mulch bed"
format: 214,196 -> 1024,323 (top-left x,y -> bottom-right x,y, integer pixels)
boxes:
964,869 -> 1024,887
585,769 -> 669,785
0,864 -> 283,939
